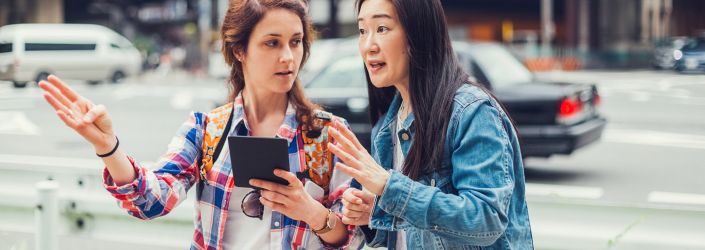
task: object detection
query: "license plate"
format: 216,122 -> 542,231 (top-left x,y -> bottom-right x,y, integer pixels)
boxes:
685,58 -> 698,69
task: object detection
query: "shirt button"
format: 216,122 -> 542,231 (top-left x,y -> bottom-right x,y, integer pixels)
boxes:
401,133 -> 410,141
274,221 -> 280,227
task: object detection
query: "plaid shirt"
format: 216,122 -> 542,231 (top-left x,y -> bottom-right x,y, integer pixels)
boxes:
103,93 -> 363,250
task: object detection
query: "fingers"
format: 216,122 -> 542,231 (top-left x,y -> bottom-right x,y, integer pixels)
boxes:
329,127 -> 361,156
55,110 -> 79,128
260,190 -> 292,205
342,206 -> 366,219
39,80 -> 73,110
250,179 -> 286,193
259,196 -> 285,212
329,143 -> 363,170
82,104 -> 107,124
334,162 -> 362,181
47,75 -> 80,102
42,92 -> 73,116
341,213 -> 369,225
332,120 -> 365,151
273,169 -> 301,188
354,189 -> 376,204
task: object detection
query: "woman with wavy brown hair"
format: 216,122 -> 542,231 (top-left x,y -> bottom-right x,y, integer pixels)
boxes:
38,0 -> 362,249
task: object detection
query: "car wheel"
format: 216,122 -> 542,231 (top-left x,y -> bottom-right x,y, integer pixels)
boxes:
110,71 -> 126,83
13,81 -> 28,88
35,72 -> 50,84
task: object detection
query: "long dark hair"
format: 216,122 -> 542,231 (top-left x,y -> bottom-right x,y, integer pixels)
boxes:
221,0 -> 319,124
357,0 -> 471,180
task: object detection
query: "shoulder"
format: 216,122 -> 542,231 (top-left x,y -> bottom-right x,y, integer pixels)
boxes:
207,102 -> 234,117
449,84 -> 510,134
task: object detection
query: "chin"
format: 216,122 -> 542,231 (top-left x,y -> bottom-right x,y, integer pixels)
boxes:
370,77 -> 393,88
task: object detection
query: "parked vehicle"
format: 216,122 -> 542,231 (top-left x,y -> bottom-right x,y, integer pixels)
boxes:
305,39 -> 606,158
0,24 -> 142,88
674,37 -> 705,73
653,36 -> 688,69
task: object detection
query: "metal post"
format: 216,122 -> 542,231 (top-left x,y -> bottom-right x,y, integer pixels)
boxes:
541,0 -> 555,56
35,181 -> 59,250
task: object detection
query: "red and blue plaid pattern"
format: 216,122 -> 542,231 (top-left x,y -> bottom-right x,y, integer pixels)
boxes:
103,93 -> 362,250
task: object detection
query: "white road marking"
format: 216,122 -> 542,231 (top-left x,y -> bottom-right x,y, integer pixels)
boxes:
604,129 -> 705,150
526,183 -> 604,199
0,111 -> 40,135
648,191 -> 705,206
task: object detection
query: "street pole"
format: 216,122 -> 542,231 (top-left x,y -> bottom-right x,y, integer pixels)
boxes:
35,180 -> 59,250
541,0 -> 555,56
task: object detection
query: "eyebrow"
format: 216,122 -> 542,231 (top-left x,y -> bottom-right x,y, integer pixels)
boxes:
357,13 -> 392,22
264,32 -> 303,37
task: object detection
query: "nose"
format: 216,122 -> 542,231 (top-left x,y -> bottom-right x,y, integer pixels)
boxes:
359,32 -> 379,56
280,45 -> 294,64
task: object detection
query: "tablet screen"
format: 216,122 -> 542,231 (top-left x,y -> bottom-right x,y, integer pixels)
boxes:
228,136 -> 290,189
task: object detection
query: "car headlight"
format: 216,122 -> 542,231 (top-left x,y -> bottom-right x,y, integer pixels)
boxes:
673,50 -> 683,60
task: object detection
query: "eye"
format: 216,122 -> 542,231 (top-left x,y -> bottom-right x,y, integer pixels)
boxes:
291,39 -> 302,46
377,26 -> 389,33
265,40 -> 279,47
359,28 -> 366,35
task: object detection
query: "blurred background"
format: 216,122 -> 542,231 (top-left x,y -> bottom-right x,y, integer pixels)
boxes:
1,0 -> 704,249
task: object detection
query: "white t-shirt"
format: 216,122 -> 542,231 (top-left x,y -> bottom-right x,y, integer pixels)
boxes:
221,186 -> 273,250
393,106 -> 407,250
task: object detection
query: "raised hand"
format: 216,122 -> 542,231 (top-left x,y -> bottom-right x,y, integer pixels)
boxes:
38,75 -> 116,152
328,120 -> 390,196
341,188 -> 374,225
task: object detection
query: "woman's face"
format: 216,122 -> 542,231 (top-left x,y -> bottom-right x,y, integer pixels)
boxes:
237,8 -> 304,94
357,0 -> 409,89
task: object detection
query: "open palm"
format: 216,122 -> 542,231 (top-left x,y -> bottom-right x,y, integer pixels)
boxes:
38,75 -> 115,149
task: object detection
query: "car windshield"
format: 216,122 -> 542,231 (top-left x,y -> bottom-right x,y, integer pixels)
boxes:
469,45 -> 533,88
307,55 -> 366,89
682,38 -> 705,51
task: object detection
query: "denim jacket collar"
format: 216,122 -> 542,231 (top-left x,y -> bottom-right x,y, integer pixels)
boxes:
372,91 -> 415,170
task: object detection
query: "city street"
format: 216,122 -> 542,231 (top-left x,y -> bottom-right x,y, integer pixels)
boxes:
2,70 -> 704,207
1,70 -> 705,249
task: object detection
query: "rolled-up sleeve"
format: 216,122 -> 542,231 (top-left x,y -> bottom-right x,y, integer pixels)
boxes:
103,112 -> 206,220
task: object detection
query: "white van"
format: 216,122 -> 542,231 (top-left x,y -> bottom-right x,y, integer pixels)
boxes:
0,24 -> 142,88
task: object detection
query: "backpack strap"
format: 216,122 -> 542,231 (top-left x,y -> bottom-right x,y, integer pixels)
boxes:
200,104 -> 234,182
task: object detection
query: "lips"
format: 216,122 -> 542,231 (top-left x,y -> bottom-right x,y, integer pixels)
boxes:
274,70 -> 293,76
367,59 -> 386,73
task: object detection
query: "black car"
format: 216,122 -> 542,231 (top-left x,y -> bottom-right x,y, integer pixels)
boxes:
304,40 -> 606,158
674,37 -> 705,73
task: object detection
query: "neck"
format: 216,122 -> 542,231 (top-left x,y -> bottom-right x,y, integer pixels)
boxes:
394,80 -> 413,119
241,86 -> 288,124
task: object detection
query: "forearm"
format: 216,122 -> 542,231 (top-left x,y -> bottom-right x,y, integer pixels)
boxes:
95,137 -> 135,186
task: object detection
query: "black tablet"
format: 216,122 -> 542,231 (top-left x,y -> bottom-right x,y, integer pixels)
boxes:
228,136 -> 290,189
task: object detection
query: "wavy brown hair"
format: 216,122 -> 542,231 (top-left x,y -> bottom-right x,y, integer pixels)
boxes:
221,0 -> 319,124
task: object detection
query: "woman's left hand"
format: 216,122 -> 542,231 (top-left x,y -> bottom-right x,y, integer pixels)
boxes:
250,169 -> 327,226
328,120 -> 390,196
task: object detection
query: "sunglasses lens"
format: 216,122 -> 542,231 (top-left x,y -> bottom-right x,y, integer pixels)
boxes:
241,190 -> 263,219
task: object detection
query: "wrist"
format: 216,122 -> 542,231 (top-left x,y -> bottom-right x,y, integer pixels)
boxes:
307,204 -> 329,230
95,136 -> 118,157
372,171 -> 390,196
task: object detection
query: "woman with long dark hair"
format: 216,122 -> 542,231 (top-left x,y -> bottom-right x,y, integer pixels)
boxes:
38,0 -> 363,249
328,0 -> 534,248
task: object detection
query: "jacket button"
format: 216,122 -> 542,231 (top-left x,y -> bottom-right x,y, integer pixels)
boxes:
401,133 -> 410,141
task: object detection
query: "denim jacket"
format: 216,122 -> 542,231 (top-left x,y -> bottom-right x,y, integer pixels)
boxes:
360,84 -> 534,249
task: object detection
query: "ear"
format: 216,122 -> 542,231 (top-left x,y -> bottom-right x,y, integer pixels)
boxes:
232,47 -> 244,62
